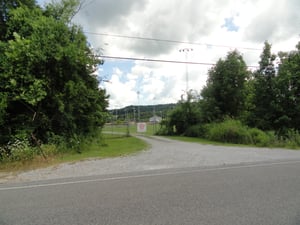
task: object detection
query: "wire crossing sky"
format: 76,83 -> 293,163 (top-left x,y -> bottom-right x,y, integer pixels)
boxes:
37,0 -> 300,108
85,31 -> 262,51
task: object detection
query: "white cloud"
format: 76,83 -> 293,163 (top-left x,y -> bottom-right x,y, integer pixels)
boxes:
243,0 -> 300,43
38,0 -> 300,109
105,73 -> 137,108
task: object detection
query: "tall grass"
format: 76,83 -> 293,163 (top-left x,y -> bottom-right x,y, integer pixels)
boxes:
0,130 -> 148,171
205,120 -> 252,144
182,119 -> 300,149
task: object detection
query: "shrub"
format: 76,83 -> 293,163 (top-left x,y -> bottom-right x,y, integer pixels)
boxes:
205,119 -> 252,144
156,120 -> 175,135
47,132 -> 69,153
248,128 -> 271,147
184,124 -> 206,137
0,146 -> 10,161
2,138 -> 37,162
41,144 -> 59,157
284,129 -> 300,149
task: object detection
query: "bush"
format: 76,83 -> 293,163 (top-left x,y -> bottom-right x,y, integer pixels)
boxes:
283,129 -> 300,149
248,128 -> 271,147
156,120 -> 175,136
0,138 -> 37,162
184,124 -> 206,137
0,146 -> 10,161
205,119 -> 252,144
41,144 -> 59,157
47,132 -> 69,153
205,121 -> 300,148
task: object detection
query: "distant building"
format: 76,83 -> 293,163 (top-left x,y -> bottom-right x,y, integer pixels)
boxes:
149,115 -> 162,123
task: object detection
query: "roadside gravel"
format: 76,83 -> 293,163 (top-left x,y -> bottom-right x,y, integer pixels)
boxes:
1,135 -> 300,183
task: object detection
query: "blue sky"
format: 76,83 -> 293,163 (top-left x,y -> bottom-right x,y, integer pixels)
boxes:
37,0 -> 299,109
222,17 -> 239,32
99,60 -> 135,85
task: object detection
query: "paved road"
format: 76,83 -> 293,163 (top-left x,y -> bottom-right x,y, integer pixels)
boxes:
1,161 -> 300,225
1,136 -> 300,224
2,135 -> 300,183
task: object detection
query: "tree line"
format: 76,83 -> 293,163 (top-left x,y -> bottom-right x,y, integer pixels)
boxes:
0,0 -> 109,161
161,41 -> 300,146
1,0 -> 299,161
108,104 -> 176,123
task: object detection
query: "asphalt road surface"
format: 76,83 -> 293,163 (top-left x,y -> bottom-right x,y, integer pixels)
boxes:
1,161 -> 300,225
1,136 -> 300,225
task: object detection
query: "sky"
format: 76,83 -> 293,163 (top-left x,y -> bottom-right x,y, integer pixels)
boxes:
37,0 -> 300,109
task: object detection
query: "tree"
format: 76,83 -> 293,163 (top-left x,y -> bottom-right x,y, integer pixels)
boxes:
275,42 -> 300,133
44,0 -> 81,23
0,0 -> 37,40
158,91 -> 201,136
200,50 -> 249,122
0,1 -> 109,146
247,41 -> 278,130
166,92 -> 201,135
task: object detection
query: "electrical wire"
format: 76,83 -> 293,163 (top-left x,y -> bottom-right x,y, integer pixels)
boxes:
99,55 -> 258,68
85,31 -> 262,51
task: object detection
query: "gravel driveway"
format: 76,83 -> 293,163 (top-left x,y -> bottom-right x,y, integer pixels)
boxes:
2,135 -> 300,183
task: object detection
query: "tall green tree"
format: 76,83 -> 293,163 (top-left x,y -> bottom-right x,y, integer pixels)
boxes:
247,41 -> 278,130
166,92 -> 201,135
275,42 -> 300,133
200,50 -> 249,122
44,0 -> 81,23
0,1 -> 109,145
0,0 -> 37,40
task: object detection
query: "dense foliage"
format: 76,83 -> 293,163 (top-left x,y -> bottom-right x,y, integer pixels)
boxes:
0,0 -> 37,40
161,41 -> 300,147
200,50 -> 249,122
0,0 -> 109,161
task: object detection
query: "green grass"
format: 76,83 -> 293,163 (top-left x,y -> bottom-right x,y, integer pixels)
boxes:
59,134 -> 149,162
0,133 -> 149,173
165,135 -> 259,147
103,124 -> 255,148
165,135 -> 300,149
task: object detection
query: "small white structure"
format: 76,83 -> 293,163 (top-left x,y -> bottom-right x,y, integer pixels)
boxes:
149,115 -> 162,123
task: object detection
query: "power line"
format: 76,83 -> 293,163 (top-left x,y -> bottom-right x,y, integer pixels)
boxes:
79,0 -> 97,10
100,55 -> 212,65
99,55 -> 258,68
85,31 -> 262,51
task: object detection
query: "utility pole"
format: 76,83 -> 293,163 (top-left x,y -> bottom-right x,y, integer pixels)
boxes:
137,91 -> 140,122
179,48 -> 193,92
133,107 -> 136,122
153,97 -> 156,117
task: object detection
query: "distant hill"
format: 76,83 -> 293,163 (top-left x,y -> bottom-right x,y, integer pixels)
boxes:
108,103 -> 177,122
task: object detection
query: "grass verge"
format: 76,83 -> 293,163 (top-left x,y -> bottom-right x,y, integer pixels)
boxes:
59,134 -> 149,162
0,133 -> 149,174
165,136 -> 252,147
165,135 -> 300,149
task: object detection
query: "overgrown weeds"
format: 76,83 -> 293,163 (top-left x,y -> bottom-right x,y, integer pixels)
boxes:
204,120 -> 300,148
159,118 -> 300,149
0,130 -> 147,171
